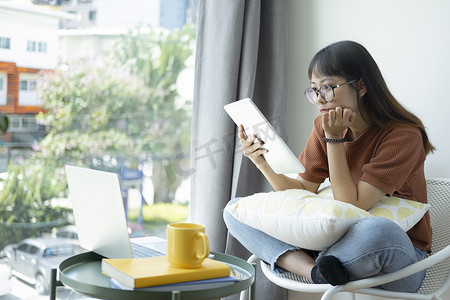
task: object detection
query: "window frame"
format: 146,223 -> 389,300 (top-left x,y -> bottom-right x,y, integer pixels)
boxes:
0,37 -> 10,49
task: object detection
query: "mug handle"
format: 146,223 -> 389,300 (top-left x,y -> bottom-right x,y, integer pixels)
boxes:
195,232 -> 210,259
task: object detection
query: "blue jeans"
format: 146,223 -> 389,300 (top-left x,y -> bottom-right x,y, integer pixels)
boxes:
223,198 -> 427,292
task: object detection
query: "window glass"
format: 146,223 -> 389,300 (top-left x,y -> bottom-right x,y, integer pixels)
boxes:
28,245 -> 39,255
27,41 -> 36,52
56,232 -> 68,238
10,117 -> 20,129
29,80 -> 37,91
38,42 -> 47,53
0,5 -> 197,299
49,245 -> 73,256
0,37 -> 10,49
0,74 -> 5,105
89,10 -> 97,21
17,243 -> 30,252
22,118 -> 38,130
20,80 -> 28,91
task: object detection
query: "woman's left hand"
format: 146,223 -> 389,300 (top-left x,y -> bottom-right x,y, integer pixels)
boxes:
322,107 -> 355,138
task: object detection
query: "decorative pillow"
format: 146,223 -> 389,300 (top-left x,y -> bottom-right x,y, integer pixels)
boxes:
225,187 -> 429,251
318,186 -> 430,232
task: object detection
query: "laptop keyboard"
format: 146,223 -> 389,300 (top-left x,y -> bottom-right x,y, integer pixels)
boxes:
131,242 -> 165,258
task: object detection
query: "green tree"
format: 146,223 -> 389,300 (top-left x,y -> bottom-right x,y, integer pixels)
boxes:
36,61 -> 151,169
0,24 -> 194,246
36,24 -> 195,203
0,162 -> 68,223
0,161 -> 70,249
111,25 -> 195,202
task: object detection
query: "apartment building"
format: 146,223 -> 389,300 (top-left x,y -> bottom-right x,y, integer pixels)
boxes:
0,0 -> 74,170
0,0 -> 196,170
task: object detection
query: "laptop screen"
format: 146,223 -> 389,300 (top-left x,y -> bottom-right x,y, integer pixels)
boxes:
65,165 -> 135,258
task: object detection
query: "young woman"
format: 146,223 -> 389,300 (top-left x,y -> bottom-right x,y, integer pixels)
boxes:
223,40 -> 434,292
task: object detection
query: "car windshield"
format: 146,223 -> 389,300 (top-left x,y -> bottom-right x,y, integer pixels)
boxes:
43,244 -> 73,257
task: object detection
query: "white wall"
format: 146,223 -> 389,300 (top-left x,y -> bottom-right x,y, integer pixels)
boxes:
287,1 -> 450,299
287,0 -> 450,179
96,0 -> 160,29
0,2 -> 69,69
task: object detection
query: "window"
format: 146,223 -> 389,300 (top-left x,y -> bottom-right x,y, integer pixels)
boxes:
17,243 -> 30,252
57,231 -> 78,239
19,74 -> 41,106
19,80 -> 37,92
0,74 -> 6,105
28,245 -> 39,255
38,42 -> 47,53
22,118 -> 38,130
16,242 -> 39,254
27,41 -> 36,52
29,80 -> 37,91
20,80 -> 28,91
47,245 -> 73,256
8,116 -> 39,132
18,90 -> 39,105
89,10 -> 97,21
27,41 -> 47,53
11,118 -> 21,129
0,37 -> 10,49
0,6 -> 197,299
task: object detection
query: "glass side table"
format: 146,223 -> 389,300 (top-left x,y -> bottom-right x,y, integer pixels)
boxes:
51,251 -> 256,300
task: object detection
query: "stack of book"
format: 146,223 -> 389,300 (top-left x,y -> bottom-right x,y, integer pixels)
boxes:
101,255 -> 239,291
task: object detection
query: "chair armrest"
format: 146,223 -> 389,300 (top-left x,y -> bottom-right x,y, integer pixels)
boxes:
247,254 -> 259,264
321,244 -> 450,300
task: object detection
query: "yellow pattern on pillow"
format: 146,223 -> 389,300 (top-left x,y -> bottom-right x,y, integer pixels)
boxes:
318,186 -> 429,231
225,187 -> 429,251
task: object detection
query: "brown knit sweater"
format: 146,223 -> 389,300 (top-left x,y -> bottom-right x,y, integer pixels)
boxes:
298,115 -> 432,253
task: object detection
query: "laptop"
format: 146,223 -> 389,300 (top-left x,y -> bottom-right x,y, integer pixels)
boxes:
224,98 -> 305,174
65,165 -> 167,259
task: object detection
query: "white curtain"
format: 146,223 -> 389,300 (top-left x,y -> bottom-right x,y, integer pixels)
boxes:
191,1 -> 289,299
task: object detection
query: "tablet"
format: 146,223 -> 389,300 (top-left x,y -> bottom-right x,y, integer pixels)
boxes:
224,98 -> 305,174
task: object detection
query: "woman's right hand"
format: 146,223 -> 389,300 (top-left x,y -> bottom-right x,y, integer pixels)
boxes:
239,125 -> 268,169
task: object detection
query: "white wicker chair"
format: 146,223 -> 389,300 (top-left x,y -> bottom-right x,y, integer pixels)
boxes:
241,178 -> 450,300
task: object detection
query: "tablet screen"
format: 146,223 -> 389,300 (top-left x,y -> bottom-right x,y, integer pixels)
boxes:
224,98 -> 305,174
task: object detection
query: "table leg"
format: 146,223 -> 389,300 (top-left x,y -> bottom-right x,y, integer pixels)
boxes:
171,290 -> 181,300
249,262 -> 257,300
50,268 -> 57,300
50,268 -> 65,300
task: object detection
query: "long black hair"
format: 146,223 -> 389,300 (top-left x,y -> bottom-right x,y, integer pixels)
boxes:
308,40 -> 435,154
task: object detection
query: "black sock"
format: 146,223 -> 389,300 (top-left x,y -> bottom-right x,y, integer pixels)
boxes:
316,255 -> 349,286
310,265 -> 328,284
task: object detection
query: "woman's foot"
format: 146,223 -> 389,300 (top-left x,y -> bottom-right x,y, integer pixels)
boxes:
310,265 -> 328,284
276,249 -> 317,281
316,255 -> 349,285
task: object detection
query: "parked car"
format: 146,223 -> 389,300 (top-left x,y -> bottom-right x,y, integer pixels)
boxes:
41,225 -> 79,241
0,262 -> 13,296
2,237 -> 80,295
42,225 -> 86,253
54,225 -> 79,241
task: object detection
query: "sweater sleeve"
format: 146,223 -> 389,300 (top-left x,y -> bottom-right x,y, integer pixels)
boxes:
360,126 -> 426,196
298,116 -> 328,183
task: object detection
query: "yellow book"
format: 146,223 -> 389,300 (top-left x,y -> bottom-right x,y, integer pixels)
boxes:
101,255 -> 231,288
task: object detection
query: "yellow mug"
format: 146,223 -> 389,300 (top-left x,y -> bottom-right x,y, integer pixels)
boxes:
167,223 -> 210,268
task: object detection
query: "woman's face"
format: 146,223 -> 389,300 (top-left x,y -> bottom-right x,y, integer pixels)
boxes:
310,74 -> 359,115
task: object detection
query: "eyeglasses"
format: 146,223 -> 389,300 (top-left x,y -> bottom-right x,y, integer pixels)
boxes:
304,79 -> 358,104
